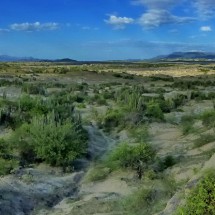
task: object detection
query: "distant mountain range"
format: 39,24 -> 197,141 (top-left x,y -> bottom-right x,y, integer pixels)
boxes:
152,51 -> 215,61
1,52 -> 215,63
0,55 -> 77,63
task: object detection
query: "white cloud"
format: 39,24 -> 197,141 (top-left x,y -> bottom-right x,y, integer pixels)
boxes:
200,26 -> 212,31
134,0 -> 195,28
138,9 -> 195,28
105,15 -> 134,29
105,0 -> 215,29
194,0 -> 215,18
10,22 -> 59,32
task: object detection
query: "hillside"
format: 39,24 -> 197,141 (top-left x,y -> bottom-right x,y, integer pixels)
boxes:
153,51 -> 215,61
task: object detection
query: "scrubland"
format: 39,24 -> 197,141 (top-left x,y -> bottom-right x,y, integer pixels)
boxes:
0,62 -> 215,215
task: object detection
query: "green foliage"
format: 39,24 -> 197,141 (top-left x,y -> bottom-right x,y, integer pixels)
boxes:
102,108 -> 124,130
158,98 -> 175,113
157,155 -> 177,171
13,113 -> 88,167
106,143 -> 155,173
85,165 -> 111,182
19,95 -> 38,112
0,158 -> 18,175
123,187 -> 157,214
115,86 -> 147,113
92,94 -> 108,105
122,177 -> 176,215
129,125 -> 149,142
191,91 -> 207,101
145,100 -> 164,120
0,139 -> 18,175
0,138 -> 13,157
201,110 -> 215,128
172,94 -> 187,108
22,84 -> 46,95
181,115 -> 196,135
149,74 -> 174,82
176,171 -> 215,215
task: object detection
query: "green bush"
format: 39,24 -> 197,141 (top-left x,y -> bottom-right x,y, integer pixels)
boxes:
172,94 -> 187,108
13,113 -> 88,168
181,115 -> 196,135
123,187 -> 157,214
106,143 -> 155,177
145,100 -> 164,120
102,108 -> 124,130
85,165 -> 111,182
0,158 -> 18,176
129,125 -> 149,142
157,155 -> 177,171
176,171 -> 215,215
0,139 -> 18,175
201,110 -> 215,128
115,86 -> 147,113
22,84 -> 46,95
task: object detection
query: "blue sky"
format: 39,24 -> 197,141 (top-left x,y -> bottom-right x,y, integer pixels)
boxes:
0,0 -> 215,60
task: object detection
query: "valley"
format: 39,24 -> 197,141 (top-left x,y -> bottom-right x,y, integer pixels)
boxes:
0,62 -> 215,215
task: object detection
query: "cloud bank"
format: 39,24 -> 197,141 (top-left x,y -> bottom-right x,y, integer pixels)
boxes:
10,22 -> 59,32
106,0 -> 215,29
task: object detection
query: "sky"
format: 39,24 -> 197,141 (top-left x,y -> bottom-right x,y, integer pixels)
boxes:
0,0 -> 215,60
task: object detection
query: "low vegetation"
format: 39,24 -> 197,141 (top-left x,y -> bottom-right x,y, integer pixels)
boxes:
176,170 -> 215,215
1,62 -> 215,215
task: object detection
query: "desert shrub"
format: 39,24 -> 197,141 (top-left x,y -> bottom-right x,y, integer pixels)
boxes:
150,75 -> 174,82
172,94 -> 187,108
113,73 -> 123,78
18,95 -> 49,114
0,139 -> 18,175
171,80 -> 196,90
85,165 -> 111,182
102,108 -> 124,130
123,74 -> 134,79
0,138 -> 14,158
208,92 -> 215,99
200,110 -> 215,128
115,86 -> 147,112
0,158 -> 18,175
112,73 -> 134,79
93,94 -> 107,105
194,134 -> 215,148
102,91 -> 113,100
145,100 -> 164,120
157,98 -> 174,113
176,171 -> 215,215
191,91 -> 207,100
13,113 -> 88,168
106,143 -> 155,175
59,67 -> 70,74
129,125 -> 149,142
181,115 -> 196,135
19,95 -> 37,112
156,155 -> 177,171
22,84 -> 46,95
123,176 -> 176,215
123,187 -> 157,214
